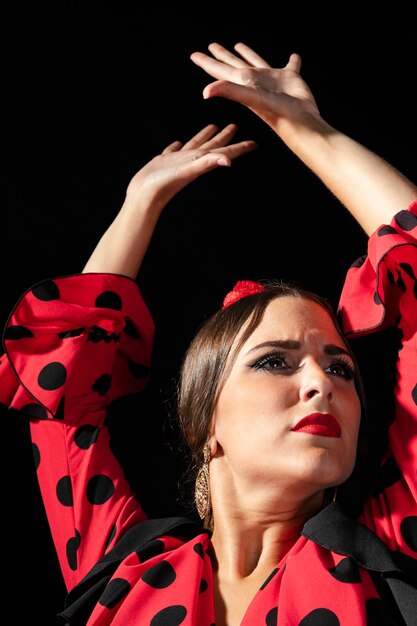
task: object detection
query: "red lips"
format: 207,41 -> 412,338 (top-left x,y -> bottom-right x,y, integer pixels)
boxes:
291,413 -> 341,438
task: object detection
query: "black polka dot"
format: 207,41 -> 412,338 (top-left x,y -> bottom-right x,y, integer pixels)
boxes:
399,261 -> 417,280
387,267 -> 406,291
32,442 -> 40,469
87,325 -> 120,343
55,396 -> 65,420
137,539 -> 165,562
372,456 -> 402,496
400,262 -> 417,299
193,543 -> 204,559
142,561 -> 176,589
128,359 -> 150,379
400,263 -> 417,299
260,567 -> 279,590
150,605 -> 187,626
400,516 -> 417,552
105,524 -> 117,551
365,597 -> 391,623
74,425 -> 100,449
412,383 -> 417,406
377,225 -> 397,237
350,254 -> 367,268
373,291 -> 382,305
199,579 -> 208,594
57,327 -> 85,338
21,403 -> 49,420
99,577 -> 131,609
299,608 -> 340,625
4,325 -> 35,340
395,269 -> 407,291
56,475 -> 73,506
92,374 -> 112,396
124,318 -> 140,338
395,209 -> 417,231
86,474 -> 115,504
328,557 -> 361,583
95,291 -> 123,310
32,280 -> 60,301
265,606 -> 278,626
66,529 -> 80,571
38,362 -> 67,390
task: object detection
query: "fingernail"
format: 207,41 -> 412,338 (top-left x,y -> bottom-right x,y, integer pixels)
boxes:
217,157 -> 229,166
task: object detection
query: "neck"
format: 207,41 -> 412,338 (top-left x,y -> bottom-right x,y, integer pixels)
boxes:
209,490 -> 324,580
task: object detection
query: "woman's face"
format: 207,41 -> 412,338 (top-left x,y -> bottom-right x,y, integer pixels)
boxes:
211,296 -> 361,498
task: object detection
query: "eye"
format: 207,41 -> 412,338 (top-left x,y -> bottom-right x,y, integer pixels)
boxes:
250,351 -> 290,372
325,358 -> 356,380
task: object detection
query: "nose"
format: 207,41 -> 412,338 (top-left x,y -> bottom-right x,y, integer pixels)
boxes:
299,361 -> 334,403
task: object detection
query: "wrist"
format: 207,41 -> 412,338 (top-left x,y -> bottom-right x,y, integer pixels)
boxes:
273,114 -> 341,173
274,112 -> 335,149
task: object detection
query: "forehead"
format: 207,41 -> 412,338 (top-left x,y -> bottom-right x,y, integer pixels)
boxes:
244,296 -> 344,347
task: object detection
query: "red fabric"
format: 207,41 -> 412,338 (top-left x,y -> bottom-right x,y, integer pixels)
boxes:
1,273 -> 153,588
2,203 -> 417,624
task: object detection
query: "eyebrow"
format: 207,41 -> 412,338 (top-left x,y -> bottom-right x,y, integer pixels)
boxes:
246,340 -> 353,359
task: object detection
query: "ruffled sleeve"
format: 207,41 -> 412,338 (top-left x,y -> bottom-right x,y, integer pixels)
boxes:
338,201 -> 417,559
0,273 -> 153,589
338,202 -> 417,335
1,272 -> 154,419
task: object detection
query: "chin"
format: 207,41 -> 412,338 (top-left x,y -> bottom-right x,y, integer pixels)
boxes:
295,449 -> 355,488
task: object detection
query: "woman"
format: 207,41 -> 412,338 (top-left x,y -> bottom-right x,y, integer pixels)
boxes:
2,43 -> 416,625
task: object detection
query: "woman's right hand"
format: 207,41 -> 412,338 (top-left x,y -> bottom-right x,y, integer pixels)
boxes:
189,43 -> 417,237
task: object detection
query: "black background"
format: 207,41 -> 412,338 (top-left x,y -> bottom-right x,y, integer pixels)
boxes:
4,4 -> 417,623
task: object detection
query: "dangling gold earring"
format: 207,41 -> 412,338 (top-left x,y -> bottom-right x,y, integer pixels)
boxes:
195,443 -> 211,520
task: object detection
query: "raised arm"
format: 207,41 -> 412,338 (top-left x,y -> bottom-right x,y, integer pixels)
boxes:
0,123 -> 256,590
83,123 -> 256,277
190,43 -> 417,235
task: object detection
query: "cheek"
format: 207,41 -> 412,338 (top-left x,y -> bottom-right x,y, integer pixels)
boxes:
216,377 -> 288,420
213,377 -> 294,442
343,390 -> 362,440
213,386 -> 254,440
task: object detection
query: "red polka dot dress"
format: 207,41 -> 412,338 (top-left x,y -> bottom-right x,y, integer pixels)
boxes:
1,202 -> 417,625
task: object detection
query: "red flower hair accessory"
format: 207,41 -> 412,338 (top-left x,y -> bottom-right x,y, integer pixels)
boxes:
222,280 -> 265,309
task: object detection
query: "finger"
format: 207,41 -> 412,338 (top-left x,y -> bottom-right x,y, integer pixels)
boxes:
177,153 -> 232,180
233,42 -> 272,68
181,124 -> 219,150
202,79 -> 261,109
162,140 -> 183,154
285,52 -> 302,73
175,143 -> 257,184
213,140 -> 258,161
190,51 -> 246,84
199,123 -> 239,149
207,42 -> 251,68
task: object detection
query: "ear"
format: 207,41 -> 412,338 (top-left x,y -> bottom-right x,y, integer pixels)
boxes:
207,433 -> 218,458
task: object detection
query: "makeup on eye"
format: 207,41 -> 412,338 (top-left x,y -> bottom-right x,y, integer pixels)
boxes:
325,357 -> 356,380
250,351 -> 288,371
246,340 -> 356,379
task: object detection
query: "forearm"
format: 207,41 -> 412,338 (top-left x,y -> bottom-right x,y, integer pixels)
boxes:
82,124 -> 253,278
279,115 -> 417,235
82,196 -> 163,278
